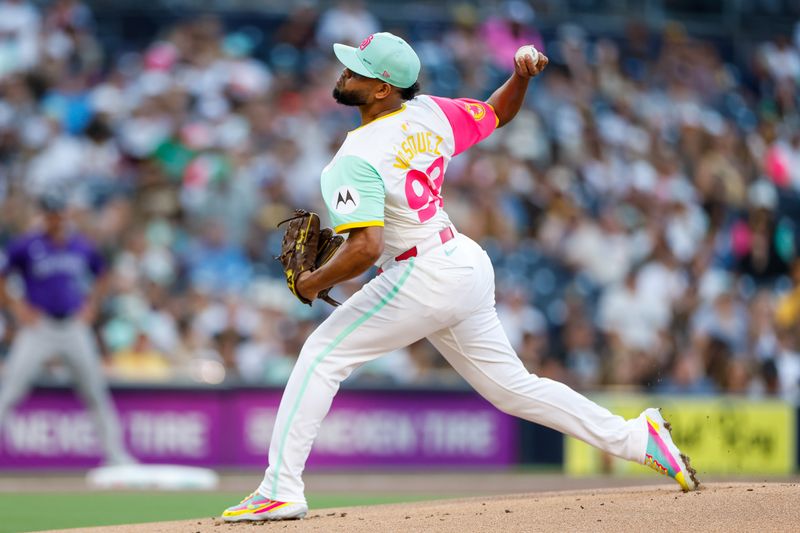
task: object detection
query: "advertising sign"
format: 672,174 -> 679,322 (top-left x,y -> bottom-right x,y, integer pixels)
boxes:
565,395 -> 796,475
0,388 -> 517,468
0,390 -> 223,468
232,390 -> 517,467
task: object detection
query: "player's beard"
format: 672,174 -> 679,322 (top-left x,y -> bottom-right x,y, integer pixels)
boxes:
332,87 -> 368,106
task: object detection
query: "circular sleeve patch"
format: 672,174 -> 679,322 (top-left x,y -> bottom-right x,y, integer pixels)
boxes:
331,186 -> 361,215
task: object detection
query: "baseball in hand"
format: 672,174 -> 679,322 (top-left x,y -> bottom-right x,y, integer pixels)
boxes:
514,45 -> 540,65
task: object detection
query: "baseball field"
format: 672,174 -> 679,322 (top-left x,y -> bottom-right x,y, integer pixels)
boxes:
2,472 -> 798,532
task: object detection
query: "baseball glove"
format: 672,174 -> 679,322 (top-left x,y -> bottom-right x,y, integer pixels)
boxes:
277,209 -> 344,307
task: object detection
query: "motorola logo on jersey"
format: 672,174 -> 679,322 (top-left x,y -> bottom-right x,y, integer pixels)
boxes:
332,186 -> 360,215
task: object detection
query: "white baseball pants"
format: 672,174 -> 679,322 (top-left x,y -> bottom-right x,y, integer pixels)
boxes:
0,317 -> 130,464
259,233 -> 648,503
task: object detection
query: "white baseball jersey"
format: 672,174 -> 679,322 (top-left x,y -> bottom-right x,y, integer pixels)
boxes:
258,95 -> 650,504
320,95 -> 498,264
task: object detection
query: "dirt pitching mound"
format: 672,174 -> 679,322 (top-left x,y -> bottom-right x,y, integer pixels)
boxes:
42,483 -> 799,533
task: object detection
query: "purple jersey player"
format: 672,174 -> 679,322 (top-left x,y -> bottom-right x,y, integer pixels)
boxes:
0,195 -> 134,466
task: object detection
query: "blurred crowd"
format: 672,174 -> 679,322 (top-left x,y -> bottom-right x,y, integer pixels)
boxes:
0,0 -> 799,400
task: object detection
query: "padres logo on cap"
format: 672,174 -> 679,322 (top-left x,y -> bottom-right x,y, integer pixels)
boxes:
359,34 -> 374,51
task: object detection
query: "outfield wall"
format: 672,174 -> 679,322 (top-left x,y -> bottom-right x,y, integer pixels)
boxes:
0,387 -> 796,474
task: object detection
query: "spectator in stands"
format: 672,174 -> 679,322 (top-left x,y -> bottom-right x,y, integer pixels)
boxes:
109,329 -> 172,381
0,0 -> 40,76
495,286 -> 546,354
656,352 -> 717,395
481,1 -> 543,74
315,0 -> 379,47
776,259 -> 800,327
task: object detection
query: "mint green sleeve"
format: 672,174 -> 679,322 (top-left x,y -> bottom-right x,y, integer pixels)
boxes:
320,155 -> 385,233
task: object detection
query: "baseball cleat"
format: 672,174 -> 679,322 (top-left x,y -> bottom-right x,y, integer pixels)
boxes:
642,407 -> 699,492
221,491 -> 308,521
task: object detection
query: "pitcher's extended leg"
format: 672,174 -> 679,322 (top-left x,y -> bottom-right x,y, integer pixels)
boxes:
428,306 -> 647,463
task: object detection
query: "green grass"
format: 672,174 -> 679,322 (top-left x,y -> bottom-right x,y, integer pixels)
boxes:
0,492 -> 433,533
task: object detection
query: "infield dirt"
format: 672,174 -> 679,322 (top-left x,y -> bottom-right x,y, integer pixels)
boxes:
39,482 -> 799,533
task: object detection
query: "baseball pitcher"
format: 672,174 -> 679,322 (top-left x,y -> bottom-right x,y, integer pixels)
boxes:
223,33 -> 697,522
0,196 -> 134,466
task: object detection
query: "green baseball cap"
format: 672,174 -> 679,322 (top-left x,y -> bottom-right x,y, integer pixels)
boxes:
333,32 -> 420,89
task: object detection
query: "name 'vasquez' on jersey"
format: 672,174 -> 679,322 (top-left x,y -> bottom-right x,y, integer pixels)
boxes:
320,95 -> 499,266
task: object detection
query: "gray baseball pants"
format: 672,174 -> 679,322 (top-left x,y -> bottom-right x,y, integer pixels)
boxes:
0,317 -> 131,464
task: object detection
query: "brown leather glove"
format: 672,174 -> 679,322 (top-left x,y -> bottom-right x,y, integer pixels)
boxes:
277,209 -> 344,306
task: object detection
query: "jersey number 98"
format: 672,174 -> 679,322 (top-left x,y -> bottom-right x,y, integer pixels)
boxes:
404,156 -> 444,223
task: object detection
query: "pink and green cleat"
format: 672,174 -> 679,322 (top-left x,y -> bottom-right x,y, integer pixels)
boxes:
642,407 -> 699,492
221,491 -> 308,522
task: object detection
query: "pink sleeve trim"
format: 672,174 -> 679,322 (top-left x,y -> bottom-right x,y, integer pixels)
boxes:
430,96 -> 498,156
